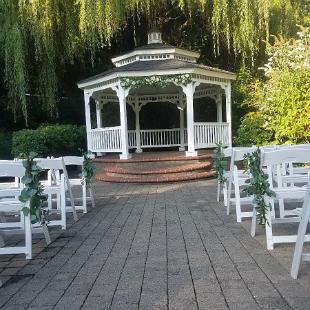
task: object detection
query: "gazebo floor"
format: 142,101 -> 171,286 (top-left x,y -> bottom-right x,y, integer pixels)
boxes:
94,150 -> 214,183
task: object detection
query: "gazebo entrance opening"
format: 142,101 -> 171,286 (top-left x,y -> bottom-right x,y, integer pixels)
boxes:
77,29 -> 235,159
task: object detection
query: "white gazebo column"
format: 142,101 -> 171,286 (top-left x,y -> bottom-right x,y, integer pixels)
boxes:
182,82 -> 199,157
84,91 -> 93,153
179,108 -> 185,151
216,94 -> 223,122
96,102 -> 102,128
178,92 -> 186,151
134,99 -> 142,153
223,84 -> 232,146
113,86 -> 132,160
95,101 -> 105,156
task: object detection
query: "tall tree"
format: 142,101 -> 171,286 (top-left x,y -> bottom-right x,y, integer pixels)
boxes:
0,0 -> 308,124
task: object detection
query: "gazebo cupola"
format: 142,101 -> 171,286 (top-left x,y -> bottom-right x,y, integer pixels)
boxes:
77,29 -> 236,160
147,28 -> 162,44
112,30 -> 199,68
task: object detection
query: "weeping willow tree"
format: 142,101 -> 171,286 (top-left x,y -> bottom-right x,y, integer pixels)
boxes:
0,0 -> 307,124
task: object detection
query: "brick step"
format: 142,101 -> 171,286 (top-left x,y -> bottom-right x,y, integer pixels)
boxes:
102,162 -> 211,175
95,170 -> 215,183
93,153 -> 212,164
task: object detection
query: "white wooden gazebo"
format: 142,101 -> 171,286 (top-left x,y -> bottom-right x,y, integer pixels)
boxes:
77,30 -> 236,159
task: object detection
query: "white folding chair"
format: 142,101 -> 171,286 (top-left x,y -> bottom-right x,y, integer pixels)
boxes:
0,162 -> 33,259
63,156 -> 95,213
253,148 -> 310,250
226,147 -> 256,222
37,158 -> 77,230
291,172 -> 310,279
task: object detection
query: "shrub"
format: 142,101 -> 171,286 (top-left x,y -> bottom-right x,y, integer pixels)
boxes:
0,130 -> 13,159
234,26 -> 310,146
234,112 -> 273,146
12,124 -> 86,158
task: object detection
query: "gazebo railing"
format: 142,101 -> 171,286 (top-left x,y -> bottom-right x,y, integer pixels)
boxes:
89,123 -> 229,152
128,128 -> 186,148
194,122 -> 229,148
89,127 -> 122,152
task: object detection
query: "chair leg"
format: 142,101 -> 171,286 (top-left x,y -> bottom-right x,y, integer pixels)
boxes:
223,182 -> 228,207
24,213 -> 32,259
42,223 -> 51,245
233,168 -> 242,223
68,187 -> 78,222
291,196 -> 310,278
90,186 -> 95,208
251,205 -> 257,237
61,177 -> 67,230
82,185 -> 87,213
217,181 -> 220,202
265,205 -> 274,250
227,175 -> 233,215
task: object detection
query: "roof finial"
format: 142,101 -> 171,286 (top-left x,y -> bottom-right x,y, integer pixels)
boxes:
147,28 -> 162,44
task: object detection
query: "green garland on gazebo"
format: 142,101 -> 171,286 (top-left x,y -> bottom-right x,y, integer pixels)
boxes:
120,74 -> 192,89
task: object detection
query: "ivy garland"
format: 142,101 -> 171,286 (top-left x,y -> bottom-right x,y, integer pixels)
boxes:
213,142 -> 227,185
81,152 -> 95,187
243,149 -> 275,226
120,74 -> 192,89
19,152 -> 48,224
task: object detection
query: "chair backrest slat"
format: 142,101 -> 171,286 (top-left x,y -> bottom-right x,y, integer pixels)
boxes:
63,156 -> 83,166
262,148 -> 310,166
36,158 -> 65,171
0,162 -> 25,178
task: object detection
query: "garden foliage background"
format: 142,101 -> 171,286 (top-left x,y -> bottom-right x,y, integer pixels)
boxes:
0,1 -> 309,158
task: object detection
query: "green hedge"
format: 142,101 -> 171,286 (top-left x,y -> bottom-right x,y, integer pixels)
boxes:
12,124 -> 86,158
0,131 -> 13,159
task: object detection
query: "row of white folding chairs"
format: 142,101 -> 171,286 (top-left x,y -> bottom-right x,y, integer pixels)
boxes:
217,145 -> 310,278
0,156 -> 95,259
219,144 -> 310,222
251,148 -> 310,249
255,148 -> 310,279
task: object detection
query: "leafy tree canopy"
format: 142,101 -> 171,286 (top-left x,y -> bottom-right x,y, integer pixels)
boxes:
0,0 -> 308,124
235,26 -> 310,145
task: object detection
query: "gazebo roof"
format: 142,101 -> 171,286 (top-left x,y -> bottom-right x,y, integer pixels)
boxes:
77,30 -> 236,90
78,59 -> 235,85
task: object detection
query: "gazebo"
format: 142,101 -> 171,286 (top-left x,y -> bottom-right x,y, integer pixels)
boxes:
77,30 -> 236,159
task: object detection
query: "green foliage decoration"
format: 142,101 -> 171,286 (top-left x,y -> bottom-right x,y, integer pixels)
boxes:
19,152 -> 48,224
213,142 -> 227,185
120,74 -> 192,89
243,149 -> 275,226
81,152 -> 95,187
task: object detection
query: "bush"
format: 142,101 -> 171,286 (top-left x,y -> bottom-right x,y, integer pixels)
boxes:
0,131 -> 13,159
234,112 -> 273,146
12,124 -> 86,158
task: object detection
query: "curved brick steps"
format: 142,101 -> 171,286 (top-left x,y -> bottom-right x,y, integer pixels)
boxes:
102,162 -> 211,175
94,150 -> 215,184
95,170 -> 214,183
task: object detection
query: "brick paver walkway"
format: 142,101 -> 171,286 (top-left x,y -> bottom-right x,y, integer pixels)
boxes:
1,179 -> 310,309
